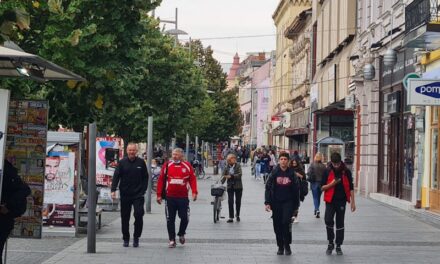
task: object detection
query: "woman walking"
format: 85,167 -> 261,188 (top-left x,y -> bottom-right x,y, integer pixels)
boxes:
290,158 -> 306,223
264,152 -> 300,255
269,150 -> 277,172
307,152 -> 326,218
221,154 -> 243,223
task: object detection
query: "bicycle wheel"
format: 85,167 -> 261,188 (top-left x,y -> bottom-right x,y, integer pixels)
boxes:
213,196 -> 220,223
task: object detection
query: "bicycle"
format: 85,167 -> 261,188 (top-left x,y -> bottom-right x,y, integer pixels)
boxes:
192,159 -> 207,179
210,179 -> 226,223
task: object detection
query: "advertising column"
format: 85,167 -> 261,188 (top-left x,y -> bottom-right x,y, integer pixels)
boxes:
5,100 -> 48,238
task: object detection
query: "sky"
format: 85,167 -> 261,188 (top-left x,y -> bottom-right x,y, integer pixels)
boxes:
155,0 -> 278,65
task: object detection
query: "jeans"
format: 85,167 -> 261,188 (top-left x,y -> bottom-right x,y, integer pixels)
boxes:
311,182 -> 322,212
255,164 -> 261,179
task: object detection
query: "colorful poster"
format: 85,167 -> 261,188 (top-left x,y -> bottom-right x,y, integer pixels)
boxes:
96,137 -> 123,188
5,100 -> 48,239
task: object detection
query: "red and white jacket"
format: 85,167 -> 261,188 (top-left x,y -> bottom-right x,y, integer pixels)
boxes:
157,160 -> 198,199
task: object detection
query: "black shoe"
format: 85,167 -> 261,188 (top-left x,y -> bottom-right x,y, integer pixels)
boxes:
326,243 -> 334,255
123,240 -> 129,247
227,219 -> 233,223
133,238 -> 139,248
277,247 -> 284,255
336,245 -> 343,255
314,210 -> 317,216
316,211 -> 320,218
284,245 -> 292,255
236,216 -> 240,222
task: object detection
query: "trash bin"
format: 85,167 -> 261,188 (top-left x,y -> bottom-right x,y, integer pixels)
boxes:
213,160 -> 219,175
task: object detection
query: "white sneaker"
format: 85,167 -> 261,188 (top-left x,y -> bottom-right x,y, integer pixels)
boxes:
293,216 -> 299,223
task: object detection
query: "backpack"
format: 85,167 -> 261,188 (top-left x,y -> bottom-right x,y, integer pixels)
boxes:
2,160 -> 31,218
299,178 -> 309,202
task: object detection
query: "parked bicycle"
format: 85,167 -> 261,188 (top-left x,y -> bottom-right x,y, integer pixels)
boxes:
192,159 -> 206,179
211,178 -> 226,223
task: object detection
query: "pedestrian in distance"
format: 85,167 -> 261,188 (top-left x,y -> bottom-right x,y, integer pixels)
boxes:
111,143 -> 148,248
321,152 -> 356,256
289,158 -> 306,223
264,152 -> 300,256
157,148 -> 198,248
1,160 -> 31,264
307,152 -> 326,218
269,150 -> 277,172
221,153 -> 243,223
260,150 -> 271,183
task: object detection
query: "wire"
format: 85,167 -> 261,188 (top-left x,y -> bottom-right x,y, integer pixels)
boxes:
194,27 -> 359,41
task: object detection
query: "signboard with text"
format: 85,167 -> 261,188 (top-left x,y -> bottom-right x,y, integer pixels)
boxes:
408,79 -> 440,106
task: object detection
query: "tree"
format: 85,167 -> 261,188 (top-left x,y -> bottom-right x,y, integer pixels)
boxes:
185,39 -> 242,142
0,0 -> 206,146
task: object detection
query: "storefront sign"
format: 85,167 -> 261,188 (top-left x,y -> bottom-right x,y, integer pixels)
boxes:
408,79 -> 440,105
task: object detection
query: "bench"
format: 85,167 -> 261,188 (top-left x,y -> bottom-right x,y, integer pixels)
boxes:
78,207 -> 103,230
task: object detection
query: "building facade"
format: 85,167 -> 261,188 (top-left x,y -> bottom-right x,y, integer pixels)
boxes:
311,0 -> 356,165
271,0 -> 312,151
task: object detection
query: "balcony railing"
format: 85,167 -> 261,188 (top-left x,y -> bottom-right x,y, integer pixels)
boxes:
405,0 -> 440,33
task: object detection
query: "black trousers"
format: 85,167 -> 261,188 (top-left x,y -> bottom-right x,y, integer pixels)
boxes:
0,225 -> 12,264
272,201 -> 294,247
324,201 -> 346,245
120,196 -> 145,241
227,189 -> 243,219
165,198 -> 190,241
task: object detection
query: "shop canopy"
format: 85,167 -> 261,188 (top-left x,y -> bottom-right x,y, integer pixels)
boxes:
0,43 -> 85,82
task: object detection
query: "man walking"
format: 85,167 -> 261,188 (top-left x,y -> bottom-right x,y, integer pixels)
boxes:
157,148 -> 198,248
111,143 -> 148,248
264,152 -> 300,255
321,152 -> 356,255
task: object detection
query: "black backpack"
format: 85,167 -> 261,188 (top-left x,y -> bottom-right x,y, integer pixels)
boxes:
299,178 -> 309,202
2,160 -> 31,218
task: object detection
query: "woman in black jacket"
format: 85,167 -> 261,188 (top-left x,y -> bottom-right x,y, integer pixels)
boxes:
264,152 -> 300,255
290,158 -> 306,223
221,154 -> 243,223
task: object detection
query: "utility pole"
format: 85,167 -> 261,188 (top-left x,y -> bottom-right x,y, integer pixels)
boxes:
145,116 -> 153,213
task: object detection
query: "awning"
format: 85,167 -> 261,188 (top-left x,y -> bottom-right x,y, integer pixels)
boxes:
0,45 -> 85,82
285,127 -> 309,137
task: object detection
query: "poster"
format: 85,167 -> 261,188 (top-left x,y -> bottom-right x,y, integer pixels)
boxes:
5,100 -> 48,239
96,137 -> 123,208
44,152 -> 75,204
43,144 -> 79,227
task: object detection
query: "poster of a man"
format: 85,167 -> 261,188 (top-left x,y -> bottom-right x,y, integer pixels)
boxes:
44,152 -> 74,205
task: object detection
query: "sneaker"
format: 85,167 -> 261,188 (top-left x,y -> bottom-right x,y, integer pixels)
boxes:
293,216 -> 299,223
277,246 -> 284,255
284,244 -> 292,255
316,211 -> 320,219
336,245 -> 343,255
314,210 -> 317,216
227,219 -> 234,223
168,240 -> 176,248
133,238 -> 139,248
123,240 -> 129,247
236,216 -> 240,222
326,243 -> 334,255
179,235 -> 185,245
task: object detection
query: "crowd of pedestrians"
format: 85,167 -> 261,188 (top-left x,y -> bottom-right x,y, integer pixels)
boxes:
107,143 -> 355,258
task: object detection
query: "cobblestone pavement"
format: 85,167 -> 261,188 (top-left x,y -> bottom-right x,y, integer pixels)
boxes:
5,165 -> 440,264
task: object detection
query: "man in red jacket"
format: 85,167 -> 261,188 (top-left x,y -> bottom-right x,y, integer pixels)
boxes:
157,148 -> 198,248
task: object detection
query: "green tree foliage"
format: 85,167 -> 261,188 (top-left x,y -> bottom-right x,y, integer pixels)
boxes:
0,0 -> 206,145
186,39 -> 242,142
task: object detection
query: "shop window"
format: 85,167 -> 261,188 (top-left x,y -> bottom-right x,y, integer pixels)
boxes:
432,128 -> 438,189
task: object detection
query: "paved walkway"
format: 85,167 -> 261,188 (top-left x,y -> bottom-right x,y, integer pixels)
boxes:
40,166 -> 440,264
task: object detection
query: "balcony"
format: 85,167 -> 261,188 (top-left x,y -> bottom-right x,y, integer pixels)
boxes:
403,0 -> 440,49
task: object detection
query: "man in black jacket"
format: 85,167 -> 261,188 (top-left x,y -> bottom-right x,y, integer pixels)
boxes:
111,143 -> 148,248
264,152 -> 300,255
1,160 -> 31,264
